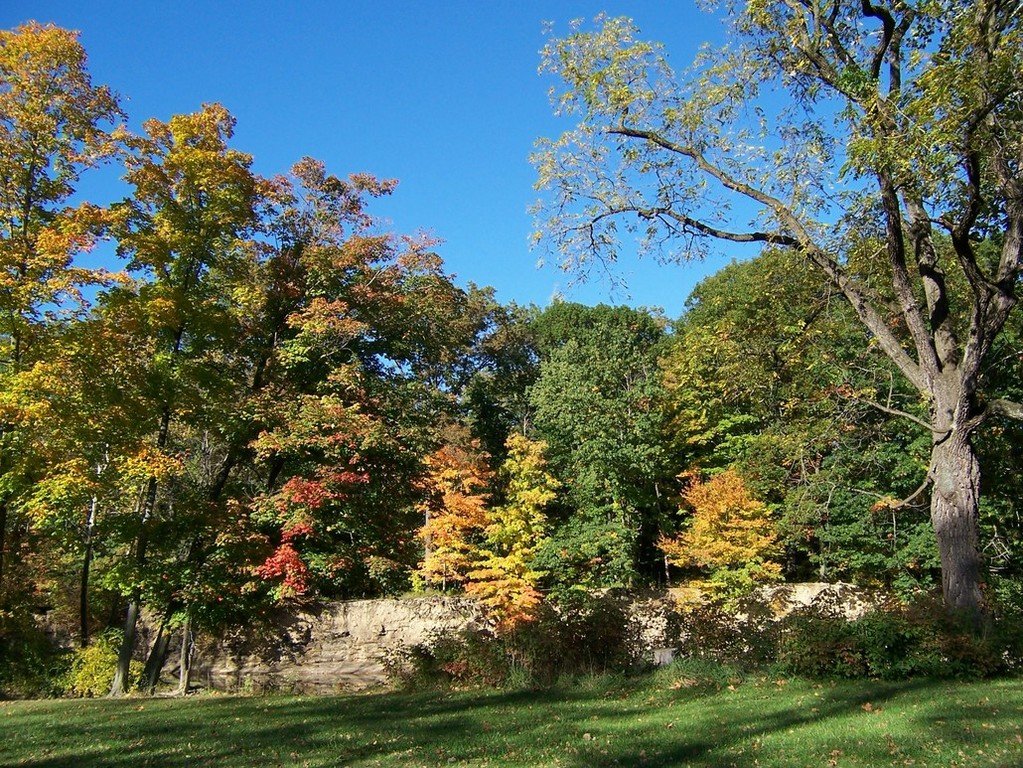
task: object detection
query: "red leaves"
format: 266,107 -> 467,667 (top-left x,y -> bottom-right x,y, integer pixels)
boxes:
281,520 -> 314,542
278,469 -> 369,511
280,477 -> 334,510
256,542 -> 310,596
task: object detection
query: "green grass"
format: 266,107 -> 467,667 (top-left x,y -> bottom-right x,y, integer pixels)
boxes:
2,672 -> 1022,767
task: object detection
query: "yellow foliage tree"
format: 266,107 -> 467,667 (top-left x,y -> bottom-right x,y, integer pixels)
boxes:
659,469 -> 780,601
466,434 -> 558,631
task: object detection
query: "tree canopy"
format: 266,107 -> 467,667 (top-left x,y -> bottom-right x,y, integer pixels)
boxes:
1,8 -> 1022,697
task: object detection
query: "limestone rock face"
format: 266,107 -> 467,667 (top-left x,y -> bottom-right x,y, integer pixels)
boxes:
195,597 -> 485,694
756,582 -> 877,620
180,584 -> 877,693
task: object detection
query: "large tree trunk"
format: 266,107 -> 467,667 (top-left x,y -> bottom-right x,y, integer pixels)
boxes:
929,432 -> 985,621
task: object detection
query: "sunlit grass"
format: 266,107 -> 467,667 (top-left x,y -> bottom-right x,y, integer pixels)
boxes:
2,673 -> 1021,767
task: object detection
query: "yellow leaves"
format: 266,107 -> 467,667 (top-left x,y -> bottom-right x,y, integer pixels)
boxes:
416,434 -> 557,631
660,469 -> 781,593
0,22 -> 121,189
117,445 -> 184,487
870,496 -> 900,514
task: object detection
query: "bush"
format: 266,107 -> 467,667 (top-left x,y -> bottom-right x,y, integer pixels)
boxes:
677,598 -> 780,671
386,592 -> 643,689
776,596 -> 1019,680
670,589 -> 1023,681
385,631 -> 509,689
63,631 -> 142,697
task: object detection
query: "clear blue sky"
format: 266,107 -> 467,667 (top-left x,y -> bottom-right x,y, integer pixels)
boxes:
3,1 -> 755,317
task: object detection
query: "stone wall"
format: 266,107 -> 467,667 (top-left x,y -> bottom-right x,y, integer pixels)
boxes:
177,583 -> 874,694
192,597 -> 486,694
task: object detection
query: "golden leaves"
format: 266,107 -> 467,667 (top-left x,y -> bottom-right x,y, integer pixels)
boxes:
659,469 -> 782,595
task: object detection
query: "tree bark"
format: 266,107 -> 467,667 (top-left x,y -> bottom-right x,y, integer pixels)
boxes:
110,481 -> 157,696
80,495 -> 97,647
142,612 -> 173,694
176,615 -> 192,696
929,432 -> 985,621
0,500 -> 7,598
109,598 -> 140,696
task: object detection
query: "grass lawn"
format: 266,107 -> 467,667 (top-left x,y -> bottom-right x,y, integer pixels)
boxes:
2,672 -> 1022,767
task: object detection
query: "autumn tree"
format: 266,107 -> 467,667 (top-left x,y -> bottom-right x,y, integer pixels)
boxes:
465,433 -> 558,630
0,22 -> 121,613
659,469 -> 781,601
104,103 -> 264,695
416,432 -> 492,590
534,3 -> 1023,618
248,158 -> 496,603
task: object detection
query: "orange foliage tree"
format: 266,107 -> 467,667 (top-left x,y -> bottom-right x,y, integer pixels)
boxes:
659,469 -> 780,601
416,437 -> 491,591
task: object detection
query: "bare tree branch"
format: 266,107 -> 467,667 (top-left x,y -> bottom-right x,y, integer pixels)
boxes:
854,395 -> 939,434
635,206 -> 799,246
608,123 -> 929,391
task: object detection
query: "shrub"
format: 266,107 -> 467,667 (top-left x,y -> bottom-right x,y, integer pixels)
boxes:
386,592 -> 643,689
776,596 -> 1019,680
64,631 -> 142,697
677,598 -> 780,671
385,631 -> 509,689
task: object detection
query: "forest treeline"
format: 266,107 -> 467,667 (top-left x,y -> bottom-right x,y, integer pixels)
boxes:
1,21 -> 1021,696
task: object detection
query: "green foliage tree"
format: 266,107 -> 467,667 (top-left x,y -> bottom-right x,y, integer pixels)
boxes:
661,248 -> 938,591
534,3 -> 1023,618
529,302 -> 672,589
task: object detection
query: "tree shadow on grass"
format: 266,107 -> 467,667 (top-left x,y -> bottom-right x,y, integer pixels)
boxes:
5,677 -> 1022,767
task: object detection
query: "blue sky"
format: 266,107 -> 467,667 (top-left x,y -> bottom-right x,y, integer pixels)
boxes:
3,1 -> 755,317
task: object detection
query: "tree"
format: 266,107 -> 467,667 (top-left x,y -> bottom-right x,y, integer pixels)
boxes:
416,432 -> 491,590
661,248 -> 938,591
465,433 -> 558,630
0,21 -> 121,611
659,469 -> 781,601
105,103 -> 264,695
534,3 -> 1023,618
528,302 -> 672,587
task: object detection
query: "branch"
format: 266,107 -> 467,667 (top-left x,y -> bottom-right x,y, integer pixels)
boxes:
988,398 -> 1023,421
859,0 -> 896,80
902,195 -> 959,367
607,123 -> 929,392
853,395 -> 937,433
888,472 -> 933,511
635,206 -> 799,246
876,176 -> 942,376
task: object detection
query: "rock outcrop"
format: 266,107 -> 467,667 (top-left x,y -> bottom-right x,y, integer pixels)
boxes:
194,596 -> 485,694
171,583 -> 877,693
